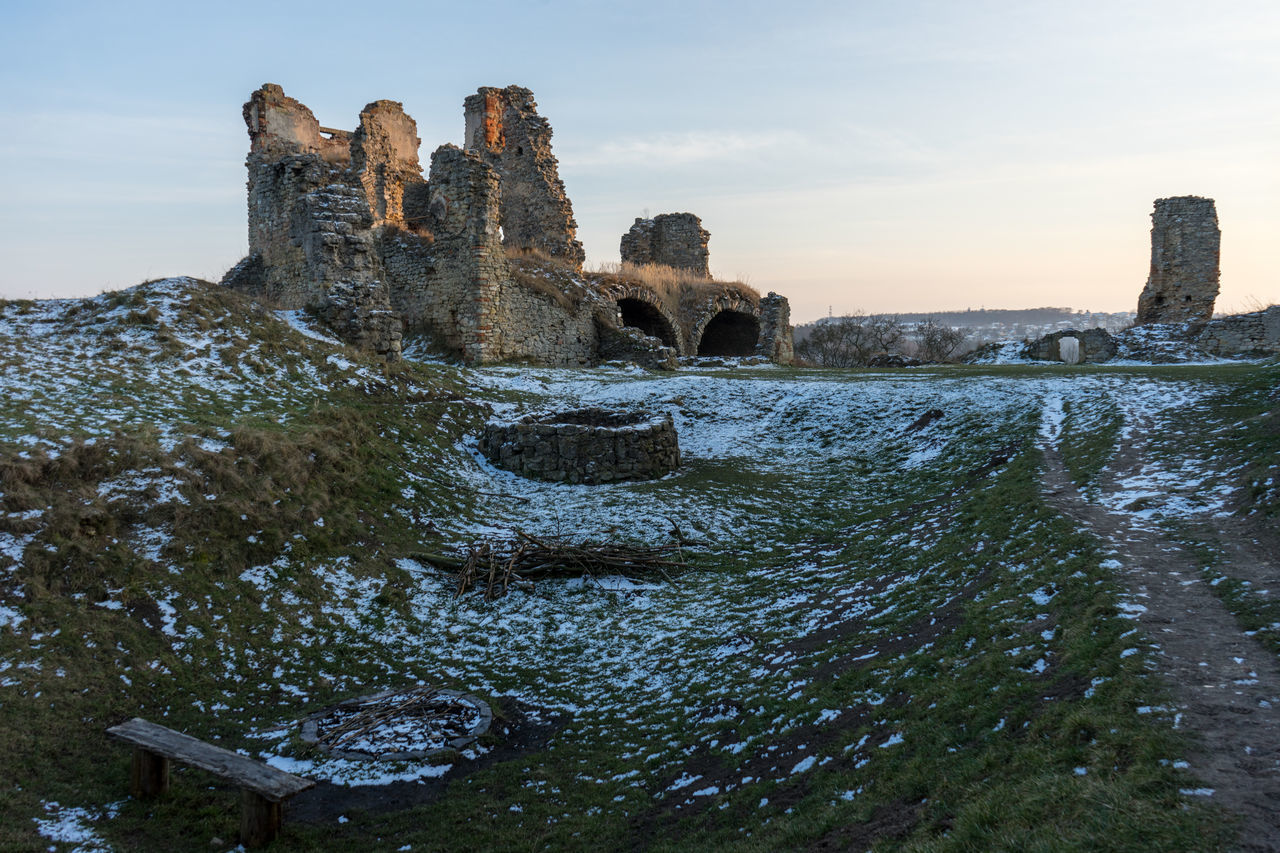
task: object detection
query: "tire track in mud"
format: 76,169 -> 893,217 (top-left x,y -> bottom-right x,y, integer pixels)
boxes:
1041,420 -> 1280,852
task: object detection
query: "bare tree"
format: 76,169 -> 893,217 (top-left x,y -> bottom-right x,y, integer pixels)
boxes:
796,313 -> 907,367
912,318 -> 967,362
866,314 -> 905,357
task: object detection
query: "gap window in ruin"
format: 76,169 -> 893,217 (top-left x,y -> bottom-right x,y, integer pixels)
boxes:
618,298 -> 677,348
697,310 -> 760,356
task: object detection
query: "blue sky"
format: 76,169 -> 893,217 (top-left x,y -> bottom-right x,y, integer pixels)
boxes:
2,0 -> 1277,321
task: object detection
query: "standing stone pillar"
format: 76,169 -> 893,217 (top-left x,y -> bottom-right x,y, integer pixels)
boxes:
1136,196 -> 1220,327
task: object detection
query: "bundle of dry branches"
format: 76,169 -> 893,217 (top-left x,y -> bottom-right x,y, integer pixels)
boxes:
415,530 -> 688,600
316,686 -> 473,751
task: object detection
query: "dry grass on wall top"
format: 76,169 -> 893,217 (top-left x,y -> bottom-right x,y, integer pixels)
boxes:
503,247 -> 587,312
594,261 -> 759,319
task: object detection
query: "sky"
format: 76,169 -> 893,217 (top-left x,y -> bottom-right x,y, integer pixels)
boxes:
1,0 -> 1277,323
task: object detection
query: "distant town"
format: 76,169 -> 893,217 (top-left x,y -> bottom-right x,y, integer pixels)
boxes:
796,307 -> 1137,354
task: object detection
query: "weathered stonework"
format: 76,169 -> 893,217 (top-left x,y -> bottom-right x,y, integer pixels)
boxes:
351,100 -> 425,229
620,214 -> 711,278
294,182 -> 402,359
383,144 -> 602,366
463,86 -> 585,269
480,409 -> 679,484
1026,328 -> 1116,364
1136,196 -> 1220,327
1197,306 -> 1280,357
318,280 -> 403,360
757,293 -> 794,363
224,83 -> 794,368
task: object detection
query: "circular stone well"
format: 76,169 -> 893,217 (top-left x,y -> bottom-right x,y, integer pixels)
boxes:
479,407 -> 680,484
300,686 -> 491,761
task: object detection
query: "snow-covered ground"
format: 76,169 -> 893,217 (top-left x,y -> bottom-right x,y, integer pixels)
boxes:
0,280 -> 1264,844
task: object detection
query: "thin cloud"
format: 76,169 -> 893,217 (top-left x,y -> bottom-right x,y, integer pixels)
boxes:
564,130 -> 803,169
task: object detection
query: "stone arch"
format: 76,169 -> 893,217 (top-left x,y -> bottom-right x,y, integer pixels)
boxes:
696,310 -> 761,356
689,294 -> 763,357
617,297 -> 678,348
610,285 -> 685,353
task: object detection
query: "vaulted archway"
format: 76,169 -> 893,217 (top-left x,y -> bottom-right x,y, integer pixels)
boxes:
617,297 -> 679,348
696,310 -> 760,356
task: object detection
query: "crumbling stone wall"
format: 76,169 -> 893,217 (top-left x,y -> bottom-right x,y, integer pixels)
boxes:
351,100 -> 426,229
757,293 -> 794,364
386,144 -> 598,366
463,86 -> 585,269
393,144 -> 507,364
225,83 -> 795,368
606,283 -> 685,352
1197,306 -> 1280,357
620,213 -> 711,278
227,84 -> 400,357
293,184 -> 402,359
1026,328 -> 1116,363
1136,196 -> 1220,327
236,84 -> 340,305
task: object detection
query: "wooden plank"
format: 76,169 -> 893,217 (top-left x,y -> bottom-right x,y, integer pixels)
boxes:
107,718 -> 313,801
240,789 -> 283,848
130,748 -> 169,798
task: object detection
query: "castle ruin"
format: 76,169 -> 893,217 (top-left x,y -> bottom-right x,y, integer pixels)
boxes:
223,84 -> 793,368
1136,196 -> 1220,327
1021,194 -> 1280,361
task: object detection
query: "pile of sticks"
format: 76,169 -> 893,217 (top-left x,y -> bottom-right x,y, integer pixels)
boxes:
417,530 -> 688,600
316,687 -> 471,752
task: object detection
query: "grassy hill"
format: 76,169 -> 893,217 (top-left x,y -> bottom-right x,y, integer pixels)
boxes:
1,279 -> 1276,851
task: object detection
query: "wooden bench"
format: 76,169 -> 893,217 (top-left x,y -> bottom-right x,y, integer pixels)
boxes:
106,717 -> 314,847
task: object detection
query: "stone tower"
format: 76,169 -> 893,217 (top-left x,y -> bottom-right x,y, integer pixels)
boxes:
463,86 -> 585,269
1136,196 -> 1220,326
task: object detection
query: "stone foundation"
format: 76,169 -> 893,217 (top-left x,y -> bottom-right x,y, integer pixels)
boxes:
480,409 -> 679,484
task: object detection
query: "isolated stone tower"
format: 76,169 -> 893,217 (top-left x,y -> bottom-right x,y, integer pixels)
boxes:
1136,196 -> 1220,326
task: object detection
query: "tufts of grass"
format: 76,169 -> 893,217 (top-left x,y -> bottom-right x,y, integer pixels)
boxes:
504,248 -> 587,312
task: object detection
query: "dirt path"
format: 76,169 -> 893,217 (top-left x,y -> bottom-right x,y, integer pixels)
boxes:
1041,438 -> 1280,851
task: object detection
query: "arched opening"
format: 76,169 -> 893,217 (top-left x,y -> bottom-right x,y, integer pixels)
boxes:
697,310 -> 760,356
618,298 -> 677,347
